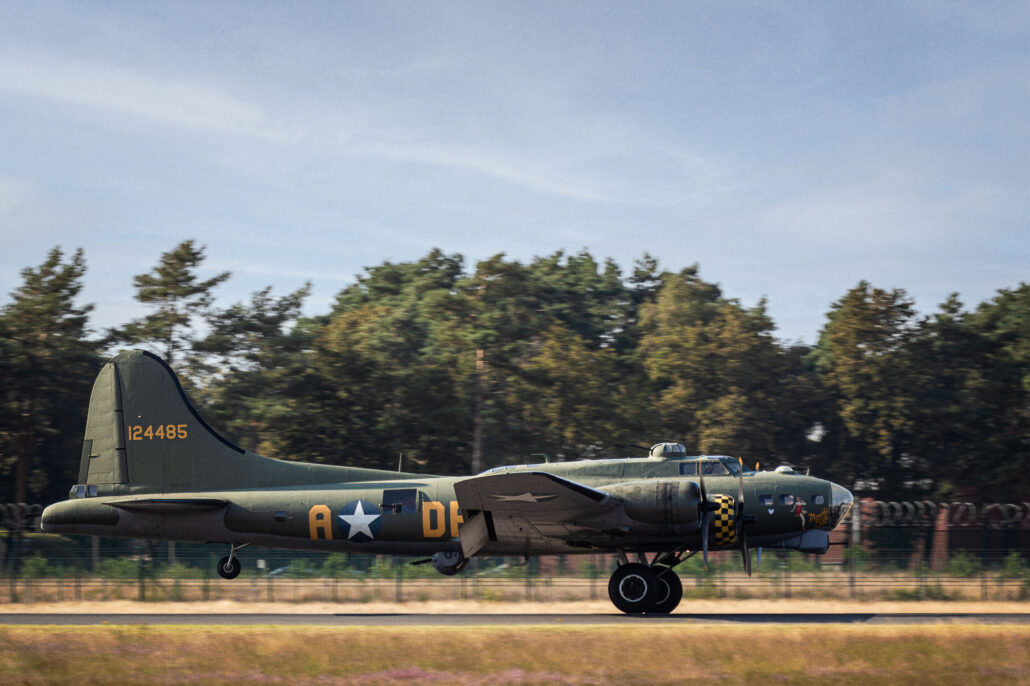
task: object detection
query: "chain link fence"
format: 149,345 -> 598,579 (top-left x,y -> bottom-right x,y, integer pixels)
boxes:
3,500 -> 1030,604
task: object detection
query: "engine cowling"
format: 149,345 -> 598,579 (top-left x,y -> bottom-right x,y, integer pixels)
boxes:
606,480 -> 701,530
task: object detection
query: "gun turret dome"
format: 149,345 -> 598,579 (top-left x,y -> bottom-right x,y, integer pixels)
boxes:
650,442 -> 687,459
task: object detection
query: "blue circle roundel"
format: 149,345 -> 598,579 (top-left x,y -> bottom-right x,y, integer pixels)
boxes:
337,500 -> 382,543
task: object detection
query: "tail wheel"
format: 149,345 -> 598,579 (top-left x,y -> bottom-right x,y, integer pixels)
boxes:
712,494 -> 737,546
217,555 -> 241,580
649,570 -> 683,615
608,563 -> 658,614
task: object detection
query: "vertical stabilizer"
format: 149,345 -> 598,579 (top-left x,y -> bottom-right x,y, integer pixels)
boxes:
77,349 -> 420,493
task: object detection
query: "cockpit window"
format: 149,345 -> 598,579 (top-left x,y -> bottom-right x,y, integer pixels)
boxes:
700,461 -> 729,476
679,462 -> 697,476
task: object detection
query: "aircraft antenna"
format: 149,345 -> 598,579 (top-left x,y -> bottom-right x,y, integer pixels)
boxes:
398,452 -> 403,472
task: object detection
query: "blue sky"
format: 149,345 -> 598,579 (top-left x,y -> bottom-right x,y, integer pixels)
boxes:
1,2 -> 1027,343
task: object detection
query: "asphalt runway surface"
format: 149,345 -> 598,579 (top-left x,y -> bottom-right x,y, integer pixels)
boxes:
3,612 -> 1030,626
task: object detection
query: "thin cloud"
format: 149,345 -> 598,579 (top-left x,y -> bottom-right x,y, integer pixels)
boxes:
0,50 -> 292,142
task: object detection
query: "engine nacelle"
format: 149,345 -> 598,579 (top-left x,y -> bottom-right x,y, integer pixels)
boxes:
606,480 -> 701,529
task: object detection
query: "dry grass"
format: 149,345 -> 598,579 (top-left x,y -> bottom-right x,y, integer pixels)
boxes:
2,625 -> 1028,685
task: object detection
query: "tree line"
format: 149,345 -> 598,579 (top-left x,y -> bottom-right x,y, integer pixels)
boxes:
1,241 -> 1027,506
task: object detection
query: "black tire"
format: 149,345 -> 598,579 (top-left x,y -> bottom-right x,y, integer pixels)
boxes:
649,570 -> 683,615
607,563 -> 659,614
217,555 -> 241,580
431,551 -> 469,576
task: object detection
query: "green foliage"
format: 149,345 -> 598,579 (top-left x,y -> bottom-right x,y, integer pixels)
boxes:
107,239 -> 230,369
1000,552 -> 1026,579
286,558 -> 318,578
0,247 -> 99,503
1,242 -> 1028,506
945,551 -> 983,578
99,558 -> 142,579
20,551 -> 50,579
843,546 -> 868,572
320,553 -> 352,579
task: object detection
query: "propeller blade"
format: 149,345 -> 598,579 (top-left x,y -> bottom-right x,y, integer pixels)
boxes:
697,472 -> 711,568
735,457 -> 745,540
736,457 -> 752,577
701,511 -> 710,569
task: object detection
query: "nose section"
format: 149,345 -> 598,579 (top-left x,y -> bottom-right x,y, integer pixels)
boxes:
829,482 -> 854,530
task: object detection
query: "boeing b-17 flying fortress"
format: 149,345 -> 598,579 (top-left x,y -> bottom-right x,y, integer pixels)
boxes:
43,350 -> 854,614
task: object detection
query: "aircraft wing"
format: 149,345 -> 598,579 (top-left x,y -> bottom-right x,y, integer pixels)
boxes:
453,472 -> 621,556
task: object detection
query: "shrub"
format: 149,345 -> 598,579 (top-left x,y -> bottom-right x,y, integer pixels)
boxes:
1000,552 -> 1026,579
945,551 -> 982,578
20,552 -> 50,579
99,557 -> 141,579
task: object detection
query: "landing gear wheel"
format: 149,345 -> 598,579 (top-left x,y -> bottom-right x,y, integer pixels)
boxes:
430,551 -> 469,576
217,555 -> 241,579
649,570 -> 683,615
608,563 -> 659,614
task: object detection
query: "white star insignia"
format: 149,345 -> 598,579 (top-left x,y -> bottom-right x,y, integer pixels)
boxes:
493,492 -> 558,503
339,501 -> 380,539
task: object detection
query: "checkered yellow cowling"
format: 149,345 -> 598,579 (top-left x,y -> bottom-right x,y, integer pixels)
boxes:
712,494 -> 737,546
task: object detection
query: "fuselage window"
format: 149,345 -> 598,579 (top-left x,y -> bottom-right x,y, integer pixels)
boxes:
679,463 -> 697,476
812,495 -> 825,506
779,494 -> 795,506
382,488 -> 418,514
759,495 -> 773,507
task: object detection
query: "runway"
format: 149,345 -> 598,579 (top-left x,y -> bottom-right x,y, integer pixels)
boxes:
3,612 -> 1030,625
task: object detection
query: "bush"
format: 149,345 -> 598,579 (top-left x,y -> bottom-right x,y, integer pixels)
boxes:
321,553 -> 351,578
1000,552 -> 1026,579
945,551 -> 982,578
99,557 -> 141,579
20,552 -> 50,579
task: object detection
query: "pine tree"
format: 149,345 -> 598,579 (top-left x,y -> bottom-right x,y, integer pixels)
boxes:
0,247 -> 98,503
108,240 -> 230,368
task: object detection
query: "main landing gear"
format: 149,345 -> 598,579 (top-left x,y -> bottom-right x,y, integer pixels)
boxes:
607,551 -> 687,615
217,543 -> 249,579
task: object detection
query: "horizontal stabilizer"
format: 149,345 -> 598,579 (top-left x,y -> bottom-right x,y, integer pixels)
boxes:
106,497 -> 229,512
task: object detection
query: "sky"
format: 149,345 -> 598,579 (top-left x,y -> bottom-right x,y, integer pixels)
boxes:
1,1 -> 1027,343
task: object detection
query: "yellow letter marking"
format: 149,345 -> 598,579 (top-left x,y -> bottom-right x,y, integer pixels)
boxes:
308,505 -> 333,540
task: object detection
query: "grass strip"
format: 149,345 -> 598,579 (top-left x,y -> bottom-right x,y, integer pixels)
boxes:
2,624 -> 1028,685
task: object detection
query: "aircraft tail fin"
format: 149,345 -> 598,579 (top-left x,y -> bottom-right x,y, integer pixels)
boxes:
78,350 -> 404,493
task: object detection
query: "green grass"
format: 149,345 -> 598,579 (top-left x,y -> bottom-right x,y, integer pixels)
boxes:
2,625 -> 1028,684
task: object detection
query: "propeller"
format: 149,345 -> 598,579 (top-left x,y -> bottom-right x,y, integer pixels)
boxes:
736,457 -> 752,577
697,472 -> 714,568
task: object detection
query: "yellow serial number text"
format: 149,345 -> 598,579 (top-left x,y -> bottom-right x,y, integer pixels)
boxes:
128,424 -> 188,441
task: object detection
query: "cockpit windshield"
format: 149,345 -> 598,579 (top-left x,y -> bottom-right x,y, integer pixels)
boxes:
721,458 -> 755,476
